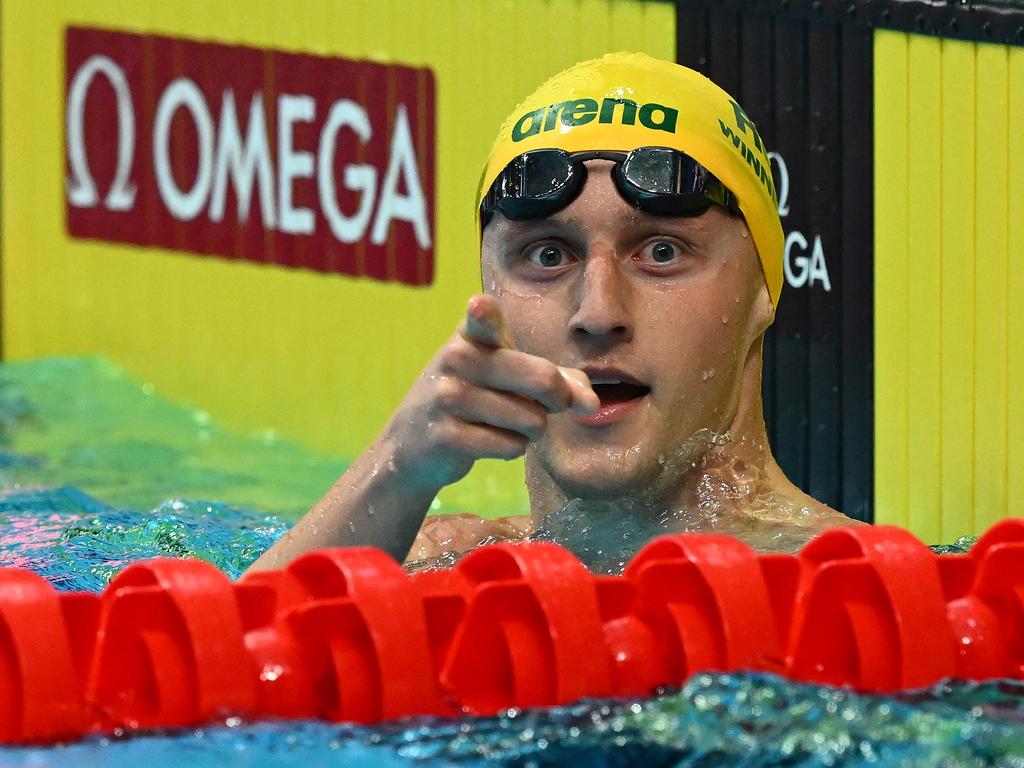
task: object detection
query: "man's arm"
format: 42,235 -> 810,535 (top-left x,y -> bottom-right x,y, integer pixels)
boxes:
245,294 -> 598,573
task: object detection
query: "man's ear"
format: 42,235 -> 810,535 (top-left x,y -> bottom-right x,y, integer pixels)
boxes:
749,282 -> 775,338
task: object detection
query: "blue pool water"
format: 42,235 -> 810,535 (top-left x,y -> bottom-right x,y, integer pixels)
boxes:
0,358 -> 1021,766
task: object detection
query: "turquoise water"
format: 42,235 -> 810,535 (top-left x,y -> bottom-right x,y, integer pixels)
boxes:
4,674 -> 1024,767
0,357 -> 1020,766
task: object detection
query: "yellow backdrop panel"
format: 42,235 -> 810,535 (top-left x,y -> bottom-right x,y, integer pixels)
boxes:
874,30 -> 1024,541
0,0 -> 675,517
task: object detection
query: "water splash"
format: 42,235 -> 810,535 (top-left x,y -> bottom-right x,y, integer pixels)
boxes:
2,675 -> 1023,766
0,486 -> 286,591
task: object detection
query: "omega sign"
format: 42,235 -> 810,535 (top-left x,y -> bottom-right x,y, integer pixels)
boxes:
64,27 -> 436,285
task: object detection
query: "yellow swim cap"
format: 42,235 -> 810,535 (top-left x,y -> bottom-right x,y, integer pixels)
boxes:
478,52 -> 784,306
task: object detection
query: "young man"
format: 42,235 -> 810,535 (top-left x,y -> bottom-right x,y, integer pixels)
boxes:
248,53 -> 858,574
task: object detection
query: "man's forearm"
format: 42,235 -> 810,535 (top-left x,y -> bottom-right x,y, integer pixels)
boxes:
244,439 -> 440,573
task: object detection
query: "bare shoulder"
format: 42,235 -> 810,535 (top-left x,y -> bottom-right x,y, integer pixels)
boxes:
406,513 -> 531,562
787,485 -> 866,527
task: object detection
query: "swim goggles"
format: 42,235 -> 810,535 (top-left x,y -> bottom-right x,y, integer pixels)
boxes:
479,147 -> 740,228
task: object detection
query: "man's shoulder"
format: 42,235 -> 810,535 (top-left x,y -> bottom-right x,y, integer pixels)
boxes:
406,513 -> 531,562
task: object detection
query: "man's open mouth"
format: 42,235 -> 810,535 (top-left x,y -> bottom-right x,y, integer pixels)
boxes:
590,381 -> 651,406
584,369 -> 651,408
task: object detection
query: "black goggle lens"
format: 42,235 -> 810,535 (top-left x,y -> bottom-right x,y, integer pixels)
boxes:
619,147 -> 681,194
487,150 -> 582,221
520,151 -> 575,196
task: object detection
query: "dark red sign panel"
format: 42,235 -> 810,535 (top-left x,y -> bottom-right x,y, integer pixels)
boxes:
65,27 -> 436,285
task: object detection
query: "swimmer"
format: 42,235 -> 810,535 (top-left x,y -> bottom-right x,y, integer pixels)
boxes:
248,53 -> 860,573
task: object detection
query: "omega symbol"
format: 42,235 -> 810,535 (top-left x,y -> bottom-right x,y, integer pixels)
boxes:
65,55 -> 137,211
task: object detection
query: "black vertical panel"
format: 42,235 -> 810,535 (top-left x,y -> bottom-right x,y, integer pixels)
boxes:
738,14 -> 775,150
707,8 -> 740,96
769,16 -> 810,491
805,21 -> 842,504
677,6 -> 709,71
674,2 -> 876,521
806,22 -> 839,505
839,23 -> 874,522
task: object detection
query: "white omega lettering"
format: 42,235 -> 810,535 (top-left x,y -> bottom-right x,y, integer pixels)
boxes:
768,151 -> 790,218
154,78 -> 215,221
68,51 -> 431,256
209,90 -> 276,227
278,94 -> 316,235
807,235 -> 831,291
66,55 -> 137,210
784,231 -> 810,288
318,100 -> 377,243
371,104 -> 432,248
773,150 -> 831,292
784,231 -> 832,292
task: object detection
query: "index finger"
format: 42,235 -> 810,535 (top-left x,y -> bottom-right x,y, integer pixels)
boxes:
460,294 -> 515,349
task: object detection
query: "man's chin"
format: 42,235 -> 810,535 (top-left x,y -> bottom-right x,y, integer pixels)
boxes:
541,454 -> 658,500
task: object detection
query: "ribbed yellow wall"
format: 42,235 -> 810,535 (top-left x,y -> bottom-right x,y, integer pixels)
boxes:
0,0 -> 674,516
874,30 -> 1024,541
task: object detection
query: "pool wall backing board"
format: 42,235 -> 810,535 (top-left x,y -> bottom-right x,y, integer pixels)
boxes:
3,0 -> 1024,538
872,31 -> 1024,544
0,0 -> 675,517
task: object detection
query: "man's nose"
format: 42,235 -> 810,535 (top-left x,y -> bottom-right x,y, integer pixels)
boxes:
568,253 -> 633,343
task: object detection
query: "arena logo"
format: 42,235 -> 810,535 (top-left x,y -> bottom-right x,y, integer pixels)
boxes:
64,27 -> 436,285
511,98 -> 679,142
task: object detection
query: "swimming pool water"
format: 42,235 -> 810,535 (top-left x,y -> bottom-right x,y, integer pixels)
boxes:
0,357 -> 1020,766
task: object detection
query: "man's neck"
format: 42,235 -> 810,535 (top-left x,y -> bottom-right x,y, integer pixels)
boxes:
520,344 -> 846,569
525,418 -> 781,527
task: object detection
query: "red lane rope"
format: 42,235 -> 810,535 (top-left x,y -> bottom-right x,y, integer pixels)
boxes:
0,521 -> 1021,744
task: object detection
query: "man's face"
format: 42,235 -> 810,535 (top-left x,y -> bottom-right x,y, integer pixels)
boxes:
481,160 -> 772,498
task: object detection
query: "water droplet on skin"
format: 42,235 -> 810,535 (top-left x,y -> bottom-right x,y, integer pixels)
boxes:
721,315 -> 729,324
347,521 -> 356,534
701,369 -> 715,381
366,503 -> 376,518
741,230 -> 749,239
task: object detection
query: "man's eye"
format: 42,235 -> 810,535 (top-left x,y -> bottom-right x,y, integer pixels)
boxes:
638,240 -> 682,264
526,244 -> 570,268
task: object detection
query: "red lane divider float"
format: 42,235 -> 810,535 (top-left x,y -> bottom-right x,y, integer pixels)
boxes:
1,521 -> 1023,742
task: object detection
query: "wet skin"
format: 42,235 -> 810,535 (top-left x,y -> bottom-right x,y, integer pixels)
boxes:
481,161 -> 769,503
248,161 -> 856,574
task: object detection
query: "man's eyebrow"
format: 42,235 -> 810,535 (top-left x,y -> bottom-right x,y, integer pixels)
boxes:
496,217 -> 580,238
617,211 -> 713,235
